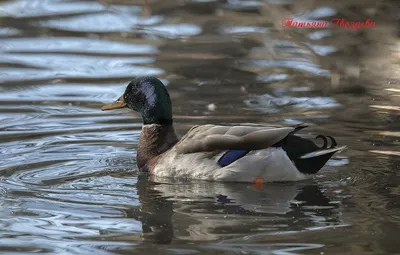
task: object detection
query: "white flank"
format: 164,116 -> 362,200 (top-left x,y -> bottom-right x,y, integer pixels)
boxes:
152,147 -> 310,182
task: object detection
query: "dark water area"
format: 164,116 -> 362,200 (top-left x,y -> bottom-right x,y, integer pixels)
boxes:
0,0 -> 399,254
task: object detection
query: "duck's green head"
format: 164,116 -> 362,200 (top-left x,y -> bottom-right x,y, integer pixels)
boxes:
101,77 -> 173,125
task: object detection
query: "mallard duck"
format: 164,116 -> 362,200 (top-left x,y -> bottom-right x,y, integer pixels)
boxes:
101,77 -> 346,182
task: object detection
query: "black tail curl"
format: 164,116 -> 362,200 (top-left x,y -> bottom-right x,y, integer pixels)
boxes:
315,135 -> 337,149
279,134 -> 342,175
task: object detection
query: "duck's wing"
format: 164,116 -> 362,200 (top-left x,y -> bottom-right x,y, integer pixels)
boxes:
175,124 -> 299,154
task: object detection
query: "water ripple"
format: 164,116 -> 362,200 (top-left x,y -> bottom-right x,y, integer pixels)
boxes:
0,0 -> 106,18
41,13 -> 162,33
0,37 -> 158,55
0,54 -> 161,82
245,94 -> 340,114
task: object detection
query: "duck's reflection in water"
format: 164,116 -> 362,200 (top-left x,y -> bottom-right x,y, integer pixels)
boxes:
121,175 -> 174,245
122,176 -> 343,245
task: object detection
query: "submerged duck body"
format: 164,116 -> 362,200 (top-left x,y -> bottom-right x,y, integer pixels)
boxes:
102,77 -> 346,182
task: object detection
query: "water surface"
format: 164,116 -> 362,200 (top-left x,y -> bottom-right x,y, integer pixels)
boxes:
0,0 -> 400,254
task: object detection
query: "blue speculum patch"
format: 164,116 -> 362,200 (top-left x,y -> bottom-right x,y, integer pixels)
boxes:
217,150 -> 249,167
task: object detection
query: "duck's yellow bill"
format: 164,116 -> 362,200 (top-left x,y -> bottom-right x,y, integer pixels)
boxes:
101,95 -> 127,111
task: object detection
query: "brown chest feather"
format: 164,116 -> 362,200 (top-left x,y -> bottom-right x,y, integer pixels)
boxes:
137,124 -> 178,172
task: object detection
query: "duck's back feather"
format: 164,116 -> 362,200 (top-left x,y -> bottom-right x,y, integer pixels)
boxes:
175,124 -> 295,154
